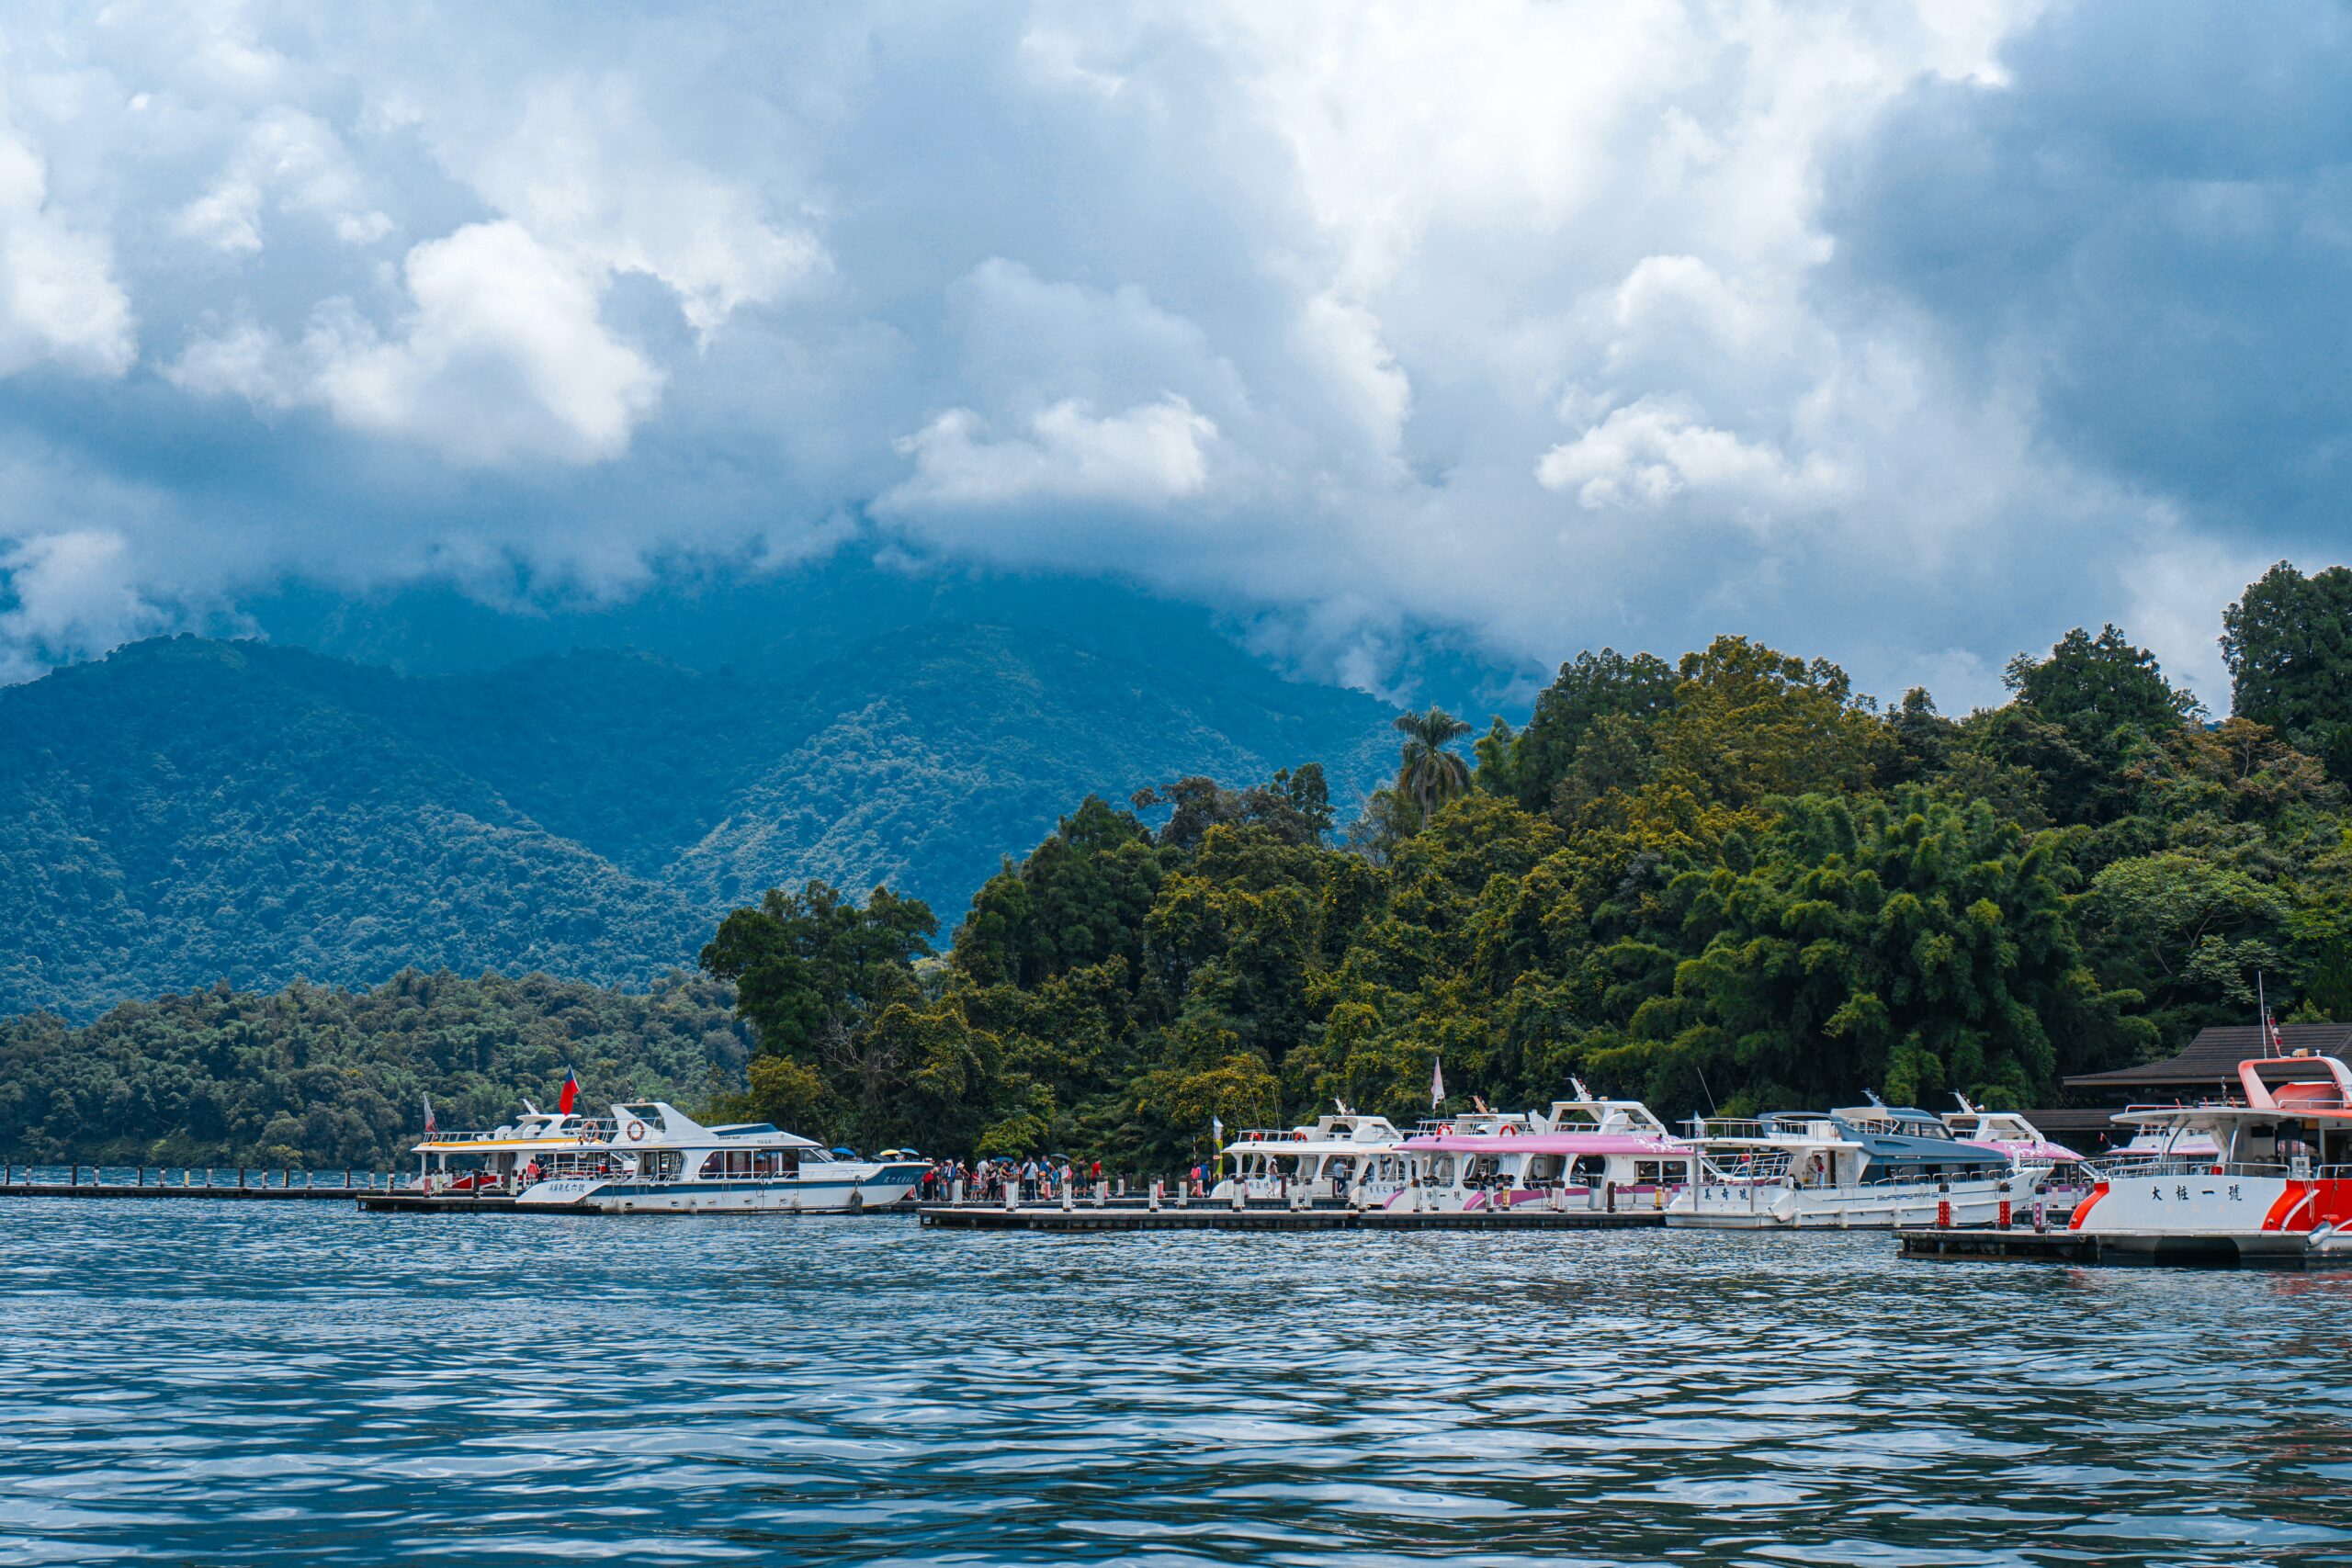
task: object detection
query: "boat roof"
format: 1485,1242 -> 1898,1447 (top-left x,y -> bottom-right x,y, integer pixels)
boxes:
413,1101 -> 821,1154
1227,1114 -> 1405,1152
1834,1101 -> 1948,1130
2111,1055 -> 2352,1128
1398,1132 -> 1685,1156
1686,1112 -> 2007,1165
1540,1097 -> 1675,1134
1960,1135 -> 2086,1163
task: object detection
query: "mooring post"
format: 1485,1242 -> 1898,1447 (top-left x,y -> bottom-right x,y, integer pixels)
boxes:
238,1167 -> 246,1190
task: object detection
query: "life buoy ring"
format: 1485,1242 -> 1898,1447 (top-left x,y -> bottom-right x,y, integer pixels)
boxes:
626,1121 -> 647,1142
1498,1124 -> 1520,1137
1292,1131 -> 1308,1143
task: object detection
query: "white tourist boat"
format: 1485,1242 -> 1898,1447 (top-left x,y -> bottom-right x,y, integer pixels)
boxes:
1212,1110 -> 1410,1206
1668,1104 -> 2043,1229
1387,1083 -> 1692,1213
2072,1050 -> 2352,1261
415,1101 -> 926,1213
1942,1094 -> 2094,1217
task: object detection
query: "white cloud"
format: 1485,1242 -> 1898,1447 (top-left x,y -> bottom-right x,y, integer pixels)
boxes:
0,112 -> 135,377
1294,293 -> 1411,461
2120,535 -> 2271,710
0,0 -> 2321,713
174,107 -> 391,254
467,81 -> 823,340
172,220 -> 664,465
883,396 -> 1216,513
0,529 -> 164,679
1536,395 -> 1848,519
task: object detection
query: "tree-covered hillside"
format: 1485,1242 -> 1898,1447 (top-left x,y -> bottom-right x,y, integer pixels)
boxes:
0,622 -> 1397,1018
0,970 -> 750,1169
698,567 -> 2352,1170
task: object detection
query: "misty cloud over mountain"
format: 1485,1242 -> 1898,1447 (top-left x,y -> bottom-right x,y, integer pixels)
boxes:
0,1 -> 2343,705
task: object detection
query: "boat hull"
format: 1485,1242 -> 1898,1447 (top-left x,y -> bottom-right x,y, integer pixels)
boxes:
1387,1183 -> 1677,1215
1667,1170 -> 2040,1230
518,1165 -> 926,1214
2071,1172 -> 2352,1259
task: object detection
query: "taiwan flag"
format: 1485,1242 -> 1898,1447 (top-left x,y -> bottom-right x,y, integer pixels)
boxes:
558,1068 -> 580,1116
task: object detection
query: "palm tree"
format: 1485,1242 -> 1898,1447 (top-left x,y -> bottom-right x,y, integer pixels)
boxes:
1393,706 -> 1473,823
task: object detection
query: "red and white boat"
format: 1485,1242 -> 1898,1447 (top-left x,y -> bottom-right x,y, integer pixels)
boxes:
2072,1051 -> 2352,1261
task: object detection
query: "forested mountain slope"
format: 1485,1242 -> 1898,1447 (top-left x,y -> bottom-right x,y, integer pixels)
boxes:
0,622 -> 1396,1018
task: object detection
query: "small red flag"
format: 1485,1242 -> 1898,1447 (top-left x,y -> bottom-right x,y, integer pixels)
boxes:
558,1068 -> 579,1115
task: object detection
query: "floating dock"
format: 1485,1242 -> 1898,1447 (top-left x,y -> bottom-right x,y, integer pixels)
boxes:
358,1191 -> 525,1214
1897,1226 -> 2102,1263
920,1202 -> 1664,1232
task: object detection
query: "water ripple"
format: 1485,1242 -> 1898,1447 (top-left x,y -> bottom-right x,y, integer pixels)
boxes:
1,1201 -> 2347,1565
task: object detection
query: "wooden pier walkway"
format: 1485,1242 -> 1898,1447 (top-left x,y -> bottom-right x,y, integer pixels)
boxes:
921,1202 -> 1664,1232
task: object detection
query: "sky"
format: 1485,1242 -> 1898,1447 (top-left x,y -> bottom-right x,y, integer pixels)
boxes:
0,0 -> 2346,708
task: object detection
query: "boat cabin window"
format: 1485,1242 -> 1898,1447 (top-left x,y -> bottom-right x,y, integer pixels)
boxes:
640,1151 -> 684,1180
701,1148 -> 798,1179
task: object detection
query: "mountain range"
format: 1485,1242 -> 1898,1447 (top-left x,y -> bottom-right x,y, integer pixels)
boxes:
1,565 -> 1413,1019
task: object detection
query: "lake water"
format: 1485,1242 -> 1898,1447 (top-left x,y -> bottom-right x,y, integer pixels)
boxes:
2,1198 -> 2347,1566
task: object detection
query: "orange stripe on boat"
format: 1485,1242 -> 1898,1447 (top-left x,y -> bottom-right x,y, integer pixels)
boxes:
2067,1184 -> 2108,1231
2262,1186 -> 2314,1232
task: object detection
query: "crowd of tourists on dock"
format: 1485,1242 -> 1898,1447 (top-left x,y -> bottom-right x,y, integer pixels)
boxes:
913,1156 -> 1136,1205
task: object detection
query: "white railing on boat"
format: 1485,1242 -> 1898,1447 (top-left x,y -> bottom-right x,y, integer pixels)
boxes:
2086,1157 -> 2352,1182
426,1119 -> 617,1145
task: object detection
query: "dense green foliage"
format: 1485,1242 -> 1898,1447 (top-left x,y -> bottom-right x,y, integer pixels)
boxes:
0,620 -> 1396,1019
0,970 -> 751,1168
2225,560 -> 2352,781
18,563 -> 2349,1171
707,574 -> 2352,1168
